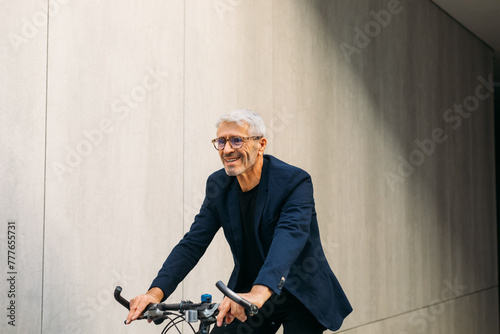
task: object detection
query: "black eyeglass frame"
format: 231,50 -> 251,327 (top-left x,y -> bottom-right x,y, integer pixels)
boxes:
211,136 -> 263,150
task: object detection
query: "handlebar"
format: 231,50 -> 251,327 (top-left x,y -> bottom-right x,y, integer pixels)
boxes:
114,281 -> 259,333
215,281 -> 259,315
114,286 -> 130,310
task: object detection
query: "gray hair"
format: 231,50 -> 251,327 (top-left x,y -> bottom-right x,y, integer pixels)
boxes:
215,109 -> 266,137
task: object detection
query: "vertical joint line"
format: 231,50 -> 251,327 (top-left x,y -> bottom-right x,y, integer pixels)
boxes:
41,0 -> 51,333
181,0 -> 186,302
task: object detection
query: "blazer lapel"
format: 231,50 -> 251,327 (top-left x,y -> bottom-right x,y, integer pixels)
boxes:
254,157 -> 269,258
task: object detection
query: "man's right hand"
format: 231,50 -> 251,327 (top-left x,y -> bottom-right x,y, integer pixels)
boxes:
125,287 -> 164,324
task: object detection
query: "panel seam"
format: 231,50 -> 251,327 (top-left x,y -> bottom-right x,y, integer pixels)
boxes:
181,0 -> 186,303
40,0 -> 51,333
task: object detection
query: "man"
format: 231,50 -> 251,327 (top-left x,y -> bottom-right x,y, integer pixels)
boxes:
126,110 -> 352,333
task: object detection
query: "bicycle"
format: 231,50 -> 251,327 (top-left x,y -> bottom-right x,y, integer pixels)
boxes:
114,281 -> 259,334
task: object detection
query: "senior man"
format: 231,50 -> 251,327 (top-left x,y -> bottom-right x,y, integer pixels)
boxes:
126,110 -> 352,333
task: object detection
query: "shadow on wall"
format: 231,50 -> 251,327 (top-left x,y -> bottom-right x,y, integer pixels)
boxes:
495,61 -> 500,315
289,0 -> 496,328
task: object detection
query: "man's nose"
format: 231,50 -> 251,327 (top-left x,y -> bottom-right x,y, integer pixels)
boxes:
222,140 -> 235,154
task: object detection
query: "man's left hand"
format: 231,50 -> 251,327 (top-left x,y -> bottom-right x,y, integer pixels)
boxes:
216,285 -> 272,327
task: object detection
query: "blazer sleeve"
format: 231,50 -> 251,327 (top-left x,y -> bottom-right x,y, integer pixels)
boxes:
253,170 -> 314,294
149,179 -> 221,301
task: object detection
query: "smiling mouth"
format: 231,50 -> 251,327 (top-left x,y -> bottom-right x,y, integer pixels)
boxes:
224,156 -> 240,164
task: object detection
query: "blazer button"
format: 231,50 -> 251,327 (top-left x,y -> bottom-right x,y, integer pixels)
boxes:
277,277 -> 285,290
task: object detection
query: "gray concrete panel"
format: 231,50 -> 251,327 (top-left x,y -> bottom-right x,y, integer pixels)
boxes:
0,1 -> 48,333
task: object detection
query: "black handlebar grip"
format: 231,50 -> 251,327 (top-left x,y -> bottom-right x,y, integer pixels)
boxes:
114,286 -> 131,310
215,281 -> 259,315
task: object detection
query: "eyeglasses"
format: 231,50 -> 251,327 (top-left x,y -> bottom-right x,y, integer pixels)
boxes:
211,136 -> 262,150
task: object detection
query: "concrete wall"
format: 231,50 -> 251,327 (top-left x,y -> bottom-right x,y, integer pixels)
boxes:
0,0 -> 497,333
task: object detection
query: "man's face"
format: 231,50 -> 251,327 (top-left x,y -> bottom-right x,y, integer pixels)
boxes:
216,121 -> 261,177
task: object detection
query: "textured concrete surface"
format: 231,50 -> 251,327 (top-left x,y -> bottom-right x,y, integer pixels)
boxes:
0,1 -> 497,333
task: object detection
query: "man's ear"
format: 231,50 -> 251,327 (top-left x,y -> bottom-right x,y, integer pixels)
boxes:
258,137 -> 267,155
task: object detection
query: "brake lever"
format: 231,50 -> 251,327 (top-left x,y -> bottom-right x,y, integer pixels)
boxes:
201,303 -> 220,318
142,304 -> 168,325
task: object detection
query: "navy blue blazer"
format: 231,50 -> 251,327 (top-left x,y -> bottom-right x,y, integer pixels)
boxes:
150,155 -> 352,330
